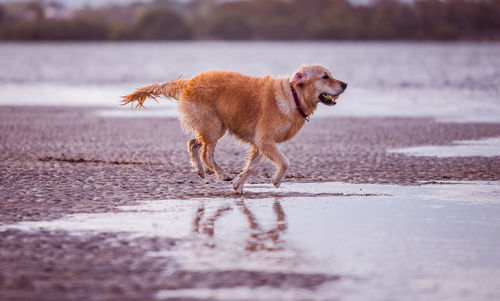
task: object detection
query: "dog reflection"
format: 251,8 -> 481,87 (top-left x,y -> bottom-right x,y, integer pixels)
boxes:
192,199 -> 287,251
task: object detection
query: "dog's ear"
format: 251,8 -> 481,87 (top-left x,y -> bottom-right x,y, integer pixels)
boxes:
290,72 -> 307,86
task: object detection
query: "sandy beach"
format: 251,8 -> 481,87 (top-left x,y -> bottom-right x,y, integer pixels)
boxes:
1,106 -> 500,221
1,106 -> 500,300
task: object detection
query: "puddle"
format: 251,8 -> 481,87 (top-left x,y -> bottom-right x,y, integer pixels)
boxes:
3,181 -> 500,300
389,136 -> 500,157
156,286 -> 338,301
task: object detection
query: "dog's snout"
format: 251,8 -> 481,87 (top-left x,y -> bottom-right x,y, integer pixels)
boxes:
340,82 -> 347,90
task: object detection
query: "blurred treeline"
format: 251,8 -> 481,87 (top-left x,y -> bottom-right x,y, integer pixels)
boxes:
1,0 -> 499,40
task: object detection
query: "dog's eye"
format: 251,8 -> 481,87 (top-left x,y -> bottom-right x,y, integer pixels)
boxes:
322,75 -> 329,80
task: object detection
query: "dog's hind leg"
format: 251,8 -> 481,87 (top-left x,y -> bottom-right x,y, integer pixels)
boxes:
188,138 -> 205,178
233,147 -> 262,194
180,102 -> 232,181
196,120 -> 233,181
200,138 -> 233,181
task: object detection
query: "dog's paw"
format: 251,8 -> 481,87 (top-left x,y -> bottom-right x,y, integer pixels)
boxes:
272,177 -> 282,188
196,169 -> 206,179
221,172 -> 234,181
233,185 -> 244,194
232,181 -> 244,194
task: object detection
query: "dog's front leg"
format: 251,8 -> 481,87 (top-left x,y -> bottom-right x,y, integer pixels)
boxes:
233,147 -> 262,194
258,141 -> 289,188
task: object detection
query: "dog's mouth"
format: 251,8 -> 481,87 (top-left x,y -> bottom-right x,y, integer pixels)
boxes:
318,93 -> 339,106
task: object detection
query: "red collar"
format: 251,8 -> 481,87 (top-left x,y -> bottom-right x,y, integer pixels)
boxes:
290,84 -> 310,122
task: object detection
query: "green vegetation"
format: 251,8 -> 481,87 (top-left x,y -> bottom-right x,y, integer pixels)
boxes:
0,0 -> 499,40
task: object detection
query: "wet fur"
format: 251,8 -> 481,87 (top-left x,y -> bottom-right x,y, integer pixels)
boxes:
122,65 -> 346,193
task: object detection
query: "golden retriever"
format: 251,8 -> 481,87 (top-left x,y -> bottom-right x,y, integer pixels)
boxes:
122,65 -> 347,193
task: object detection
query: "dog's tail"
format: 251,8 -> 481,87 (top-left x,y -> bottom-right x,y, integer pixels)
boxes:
121,78 -> 187,109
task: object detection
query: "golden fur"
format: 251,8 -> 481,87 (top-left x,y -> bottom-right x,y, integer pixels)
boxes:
122,65 -> 347,193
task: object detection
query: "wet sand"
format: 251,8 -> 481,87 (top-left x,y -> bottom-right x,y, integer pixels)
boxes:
1,106 -> 500,301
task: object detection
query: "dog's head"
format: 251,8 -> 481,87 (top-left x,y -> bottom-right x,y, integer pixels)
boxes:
290,65 -> 347,107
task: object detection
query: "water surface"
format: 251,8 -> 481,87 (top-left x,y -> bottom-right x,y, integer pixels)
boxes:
390,136 -> 500,157
4,181 -> 500,301
1,42 -> 499,122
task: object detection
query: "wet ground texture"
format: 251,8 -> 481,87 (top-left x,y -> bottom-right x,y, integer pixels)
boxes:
1,106 -> 500,301
2,107 -> 500,223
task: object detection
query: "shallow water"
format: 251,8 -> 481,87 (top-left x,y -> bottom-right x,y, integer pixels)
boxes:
3,181 -> 500,300
1,42 -> 499,123
389,136 -> 500,157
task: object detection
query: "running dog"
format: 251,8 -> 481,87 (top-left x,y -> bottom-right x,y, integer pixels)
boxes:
122,65 -> 347,193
